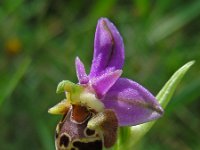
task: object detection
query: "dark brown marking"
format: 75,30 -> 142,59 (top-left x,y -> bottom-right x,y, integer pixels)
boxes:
73,140 -> 102,150
110,96 -> 164,115
55,131 -> 58,139
71,148 -> 76,150
102,20 -> 114,45
102,20 -> 115,66
71,105 -> 90,123
59,134 -> 69,147
85,128 -> 95,136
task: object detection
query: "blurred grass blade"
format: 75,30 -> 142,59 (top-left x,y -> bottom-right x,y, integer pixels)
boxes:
167,78 -> 200,114
0,57 -> 31,106
156,61 -> 195,108
114,61 -> 195,150
148,0 -> 200,43
36,120 -> 55,150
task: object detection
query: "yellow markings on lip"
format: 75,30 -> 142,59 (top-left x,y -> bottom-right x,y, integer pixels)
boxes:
67,91 -> 105,112
55,80 -> 105,112
48,99 -> 70,115
79,91 -> 104,112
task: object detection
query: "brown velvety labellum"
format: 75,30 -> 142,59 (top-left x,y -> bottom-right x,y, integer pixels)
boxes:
55,105 -> 102,150
71,105 -> 90,123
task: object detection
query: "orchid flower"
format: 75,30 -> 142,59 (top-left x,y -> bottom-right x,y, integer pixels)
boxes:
76,18 -> 163,126
49,18 -> 164,150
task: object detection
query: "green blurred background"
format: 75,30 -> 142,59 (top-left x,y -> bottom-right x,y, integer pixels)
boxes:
0,0 -> 200,150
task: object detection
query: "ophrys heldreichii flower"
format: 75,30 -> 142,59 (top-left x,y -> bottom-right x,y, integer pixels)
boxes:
48,18 -> 164,150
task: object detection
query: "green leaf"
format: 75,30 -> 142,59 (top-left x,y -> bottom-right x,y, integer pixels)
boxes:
109,61 -> 195,150
156,61 -> 195,108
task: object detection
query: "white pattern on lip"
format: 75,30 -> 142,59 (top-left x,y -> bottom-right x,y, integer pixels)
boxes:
79,91 -> 104,112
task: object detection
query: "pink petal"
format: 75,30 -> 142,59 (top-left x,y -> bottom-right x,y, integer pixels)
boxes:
89,18 -> 124,78
91,70 -> 122,99
101,78 -> 164,126
75,57 -> 89,84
